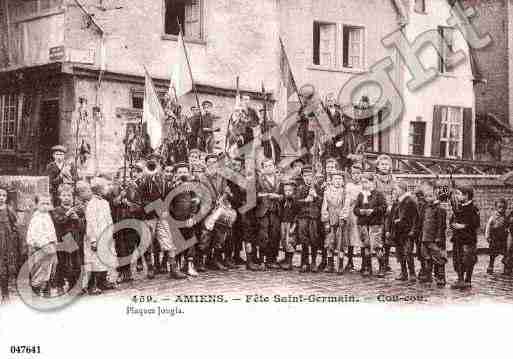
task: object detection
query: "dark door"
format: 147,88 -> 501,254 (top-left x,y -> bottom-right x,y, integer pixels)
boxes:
38,100 -> 60,174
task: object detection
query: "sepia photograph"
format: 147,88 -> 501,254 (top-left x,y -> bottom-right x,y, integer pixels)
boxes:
0,0 -> 512,358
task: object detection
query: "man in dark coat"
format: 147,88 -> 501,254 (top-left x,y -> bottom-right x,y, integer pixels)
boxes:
46,145 -> 78,206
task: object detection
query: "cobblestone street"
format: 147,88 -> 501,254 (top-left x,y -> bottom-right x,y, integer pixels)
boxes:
84,253 -> 513,306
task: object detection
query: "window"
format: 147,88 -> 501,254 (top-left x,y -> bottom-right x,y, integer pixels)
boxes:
438,26 -> 455,73
164,0 -> 203,40
10,0 -> 62,21
440,107 -> 463,159
313,22 -> 336,67
408,121 -> 426,155
131,90 -> 167,109
414,0 -> 426,13
343,26 -> 364,69
0,94 -> 19,151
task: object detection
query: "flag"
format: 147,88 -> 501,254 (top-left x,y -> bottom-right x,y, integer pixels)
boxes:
143,66 -> 166,149
279,37 -> 299,101
169,30 -> 193,99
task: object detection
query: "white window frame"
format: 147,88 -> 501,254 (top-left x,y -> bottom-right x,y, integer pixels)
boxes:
163,0 -> 205,43
0,93 -> 20,152
440,106 -> 463,159
311,21 -> 366,72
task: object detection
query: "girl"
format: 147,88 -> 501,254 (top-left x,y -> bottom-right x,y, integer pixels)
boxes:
485,198 -> 508,275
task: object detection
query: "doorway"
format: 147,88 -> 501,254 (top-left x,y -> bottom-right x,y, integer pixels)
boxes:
38,100 -> 60,174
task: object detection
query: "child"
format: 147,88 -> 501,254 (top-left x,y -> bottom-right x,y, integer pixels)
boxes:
51,184 -> 85,294
386,181 -> 418,282
296,165 -> 323,273
0,186 -> 19,303
354,174 -> 387,277
417,182 -> 447,286
255,158 -> 282,270
279,179 -> 299,270
450,185 -> 480,289
82,178 -> 117,295
340,163 -> 363,272
321,170 -> 345,273
485,199 -> 508,275
26,194 -> 58,297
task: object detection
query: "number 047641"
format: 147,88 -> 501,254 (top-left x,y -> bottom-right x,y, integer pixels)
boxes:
10,345 -> 41,354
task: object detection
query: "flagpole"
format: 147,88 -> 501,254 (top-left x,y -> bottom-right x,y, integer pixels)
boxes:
279,37 -> 303,107
176,18 -> 204,151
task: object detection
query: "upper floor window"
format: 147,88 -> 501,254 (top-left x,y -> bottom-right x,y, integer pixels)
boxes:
414,0 -> 426,13
0,94 -> 19,151
312,22 -> 365,70
10,0 -> 62,22
408,120 -> 426,156
438,26 -> 455,74
164,0 -> 203,40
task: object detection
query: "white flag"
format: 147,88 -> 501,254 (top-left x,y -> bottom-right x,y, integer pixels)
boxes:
143,67 -> 165,149
170,30 -> 193,98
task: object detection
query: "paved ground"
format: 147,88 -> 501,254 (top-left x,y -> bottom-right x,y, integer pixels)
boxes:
6,253 -> 513,306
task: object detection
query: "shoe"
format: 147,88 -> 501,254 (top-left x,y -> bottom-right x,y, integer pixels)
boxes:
136,262 -> 144,273
169,259 -> 188,280
147,267 -> 155,280
234,256 -> 246,265
337,258 -> 345,275
450,280 -> 466,290
343,262 -> 354,273
395,274 -> 408,281
318,259 -> 327,272
246,253 -> 262,271
280,253 -> 293,271
487,267 -> 494,275
300,264 -> 310,273
186,260 -> 199,277
375,261 -> 386,278
88,287 -> 102,295
224,259 -> 237,270
325,257 -> 335,273
266,261 -> 281,270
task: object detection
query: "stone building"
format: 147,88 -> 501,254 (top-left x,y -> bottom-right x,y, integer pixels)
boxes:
0,0 -> 478,176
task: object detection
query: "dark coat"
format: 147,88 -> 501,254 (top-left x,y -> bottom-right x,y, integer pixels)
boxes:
255,175 -> 282,218
450,201 -> 480,245
46,161 -> 78,201
296,183 -> 323,220
419,201 -> 446,243
386,194 -> 418,240
353,190 -> 387,226
280,197 -> 299,223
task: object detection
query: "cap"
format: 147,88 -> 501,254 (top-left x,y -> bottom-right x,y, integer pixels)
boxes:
202,100 -> 213,108
174,162 -> 189,171
205,153 -> 218,162
191,106 -> 199,111
51,145 -> 67,153
302,165 -> 313,173
291,158 -> 305,167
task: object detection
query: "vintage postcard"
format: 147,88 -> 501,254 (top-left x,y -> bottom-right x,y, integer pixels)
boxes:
0,0 -> 511,358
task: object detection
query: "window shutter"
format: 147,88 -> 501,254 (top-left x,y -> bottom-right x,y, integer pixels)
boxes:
431,105 -> 442,157
414,0 -> 425,13
462,107 -> 473,160
313,22 -> 320,65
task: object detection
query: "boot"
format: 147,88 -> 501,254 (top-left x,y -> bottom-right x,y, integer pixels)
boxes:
161,252 -> 169,274
384,246 -> 392,272
419,260 -> 433,283
318,250 -> 327,272
407,257 -> 417,283
154,253 -> 161,274
280,252 -> 294,271
246,252 -> 261,271
345,247 -> 355,272
196,255 -> 207,272
359,249 -> 366,273
395,261 -> 408,281
300,249 -> 310,273
169,258 -> 187,280
325,257 -> 335,273
146,263 -> 155,280
463,267 -> 474,289
310,250 -> 319,273
136,258 -> 144,272
368,256 -> 374,276
375,258 -> 386,278
186,259 -> 199,277
450,272 -> 466,289
487,256 -> 495,274
211,251 -> 228,271
337,256 -> 345,275
98,272 -> 116,290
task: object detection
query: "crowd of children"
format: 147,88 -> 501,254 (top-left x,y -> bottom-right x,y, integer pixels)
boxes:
3,149 -> 513,304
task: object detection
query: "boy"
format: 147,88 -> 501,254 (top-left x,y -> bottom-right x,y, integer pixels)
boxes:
296,165 -> 323,273
485,199 -> 508,275
255,158 -> 282,270
51,184 -> 85,294
321,170 -> 345,273
26,194 -> 58,297
417,182 -> 447,286
450,185 -> 480,289
386,181 -> 418,282
0,186 -> 19,303
82,178 -> 117,295
354,174 -> 387,277
279,179 -> 299,270
341,163 -> 363,272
